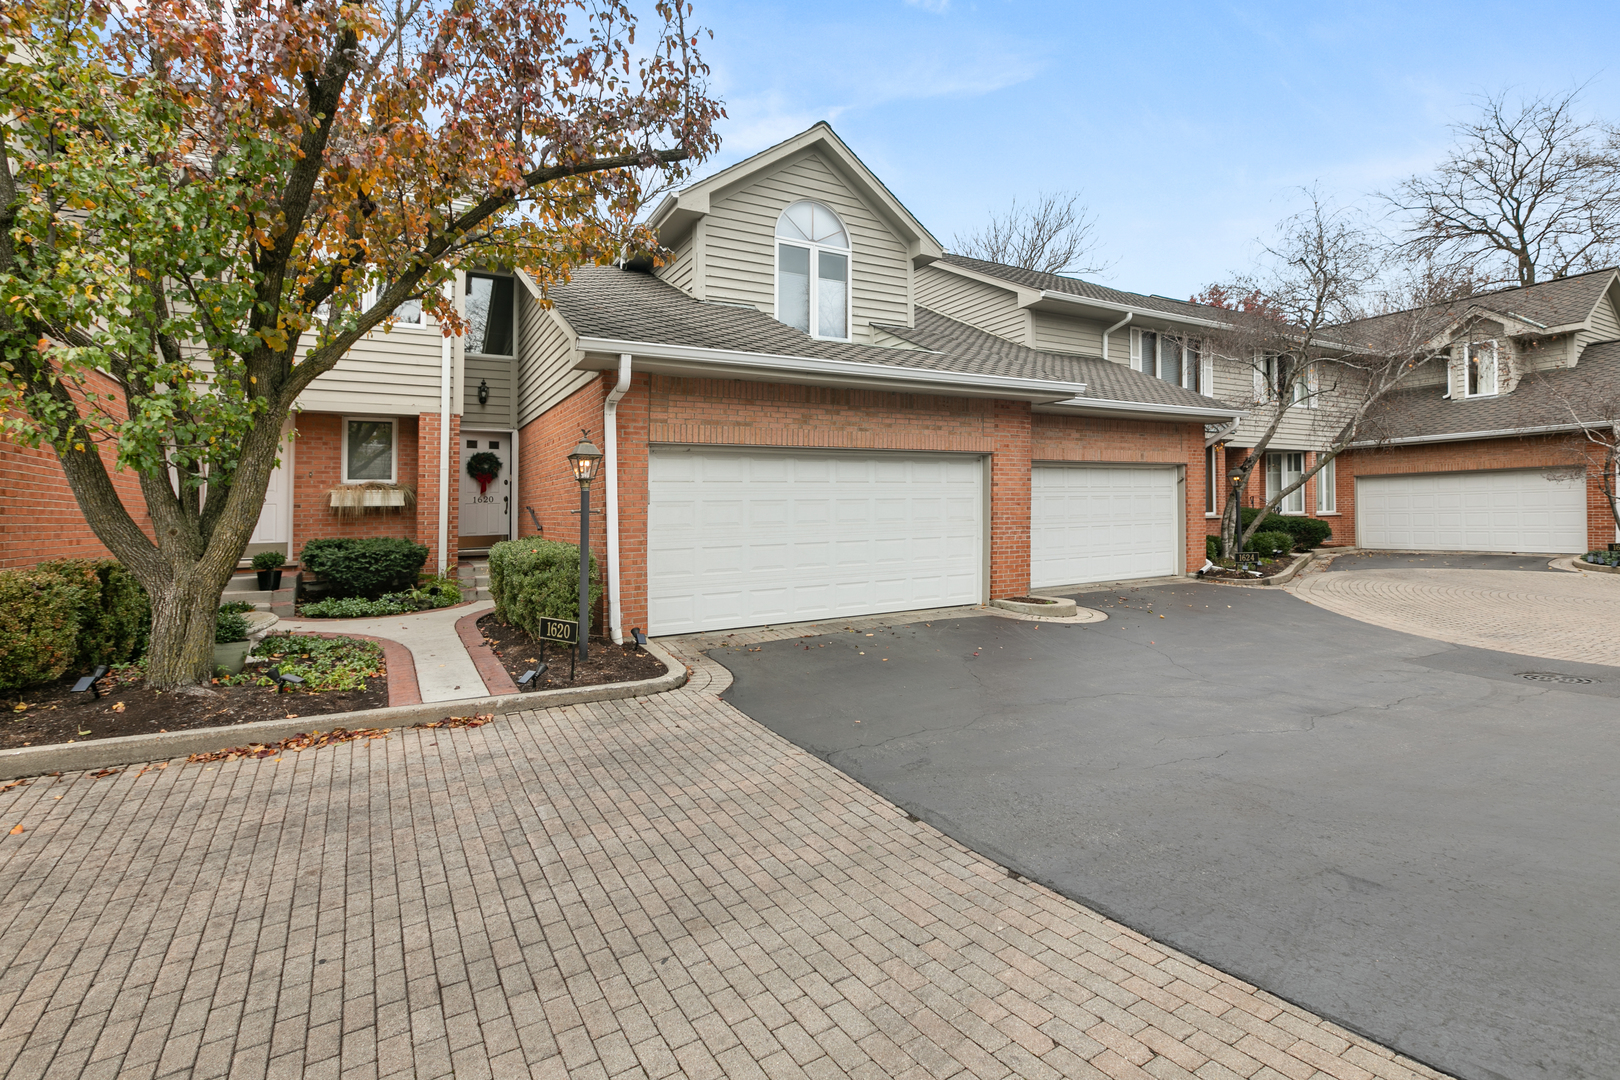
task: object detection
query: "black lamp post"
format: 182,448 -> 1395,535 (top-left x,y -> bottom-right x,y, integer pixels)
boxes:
567,431 -> 603,662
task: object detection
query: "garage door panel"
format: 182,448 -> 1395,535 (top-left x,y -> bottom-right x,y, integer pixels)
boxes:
648,449 -> 984,635
1031,466 -> 1179,589
1357,470 -> 1585,553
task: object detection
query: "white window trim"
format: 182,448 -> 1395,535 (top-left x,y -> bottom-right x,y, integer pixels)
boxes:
364,282 -> 431,328
1131,328 -> 1202,391
1316,455 -> 1337,513
1266,451 -> 1306,515
463,272 -> 519,358
1464,339 -> 1499,398
774,202 -> 853,342
341,416 -> 398,484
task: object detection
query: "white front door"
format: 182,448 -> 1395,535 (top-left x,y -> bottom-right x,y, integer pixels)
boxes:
1355,469 -> 1587,553
250,427 -> 294,548
1030,464 -> 1180,588
459,431 -> 512,540
647,448 -> 984,635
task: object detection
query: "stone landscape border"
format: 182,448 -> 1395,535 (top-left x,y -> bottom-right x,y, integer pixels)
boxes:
0,640 -> 686,781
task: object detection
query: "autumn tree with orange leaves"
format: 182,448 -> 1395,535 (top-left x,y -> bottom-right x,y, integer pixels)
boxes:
0,0 -> 721,689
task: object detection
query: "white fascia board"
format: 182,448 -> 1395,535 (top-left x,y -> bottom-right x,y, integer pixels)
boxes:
1034,289 -> 1231,331
1034,396 -> 1245,423
573,336 -> 1084,402
1349,422 -> 1590,448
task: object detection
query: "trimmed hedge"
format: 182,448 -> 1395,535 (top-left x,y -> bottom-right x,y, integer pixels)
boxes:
1206,535 -> 1222,561
489,539 -> 601,641
0,560 -> 151,693
1240,508 -> 1333,551
299,537 -> 429,598
1246,531 -> 1295,557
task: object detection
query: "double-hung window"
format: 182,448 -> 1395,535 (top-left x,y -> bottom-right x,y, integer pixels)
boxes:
465,274 -> 516,357
343,418 -> 396,483
1205,445 -> 1219,514
776,201 -> 850,340
1261,354 -> 1309,404
1266,451 -> 1305,515
1316,455 -> 1337,513
1132,330 -> 1202,392
1465,339 -> 1498,397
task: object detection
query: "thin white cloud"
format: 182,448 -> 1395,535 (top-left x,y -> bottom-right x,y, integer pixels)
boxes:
904,0 -> 950,12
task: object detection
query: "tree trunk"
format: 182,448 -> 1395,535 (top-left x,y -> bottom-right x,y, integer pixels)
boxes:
144,566 -> 233,690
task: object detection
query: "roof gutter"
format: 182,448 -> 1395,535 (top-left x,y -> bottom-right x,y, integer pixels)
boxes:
1040,289 -> 1230,331
572,336 -> 1086,402
1349,421 -> 1591,448
1035,396 -> 1245,423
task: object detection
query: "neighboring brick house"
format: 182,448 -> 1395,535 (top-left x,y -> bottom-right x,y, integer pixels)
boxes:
515,124 -> 1240,637
1330,270 -> 1620,553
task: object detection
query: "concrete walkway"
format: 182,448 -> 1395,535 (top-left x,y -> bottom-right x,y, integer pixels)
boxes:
0,625 -> 1447,1080
279,601 -> 493,702
1289,564 -> 1620,666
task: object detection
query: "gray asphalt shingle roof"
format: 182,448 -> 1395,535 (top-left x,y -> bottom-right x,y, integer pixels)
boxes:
878,310 -> 1229,410
1331,268 -> 1619,348
939,254 -> 1228,324
547,266 -> 1233,411
1360,339 -> 1620,442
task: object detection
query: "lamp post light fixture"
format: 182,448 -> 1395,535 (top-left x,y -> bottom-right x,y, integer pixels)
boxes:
477,378 -> 490,406
567,430 -> 603,662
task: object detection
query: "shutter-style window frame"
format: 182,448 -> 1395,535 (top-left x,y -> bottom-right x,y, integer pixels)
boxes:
1129,328 -> 1144,372
1306,363 -> 1320,409
1200,350 -> 1215,397
1253,354 -> 1267,400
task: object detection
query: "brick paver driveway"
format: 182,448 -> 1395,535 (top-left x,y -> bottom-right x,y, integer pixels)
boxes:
0,630 -> 1445,1080
1290,561 -> 1620,666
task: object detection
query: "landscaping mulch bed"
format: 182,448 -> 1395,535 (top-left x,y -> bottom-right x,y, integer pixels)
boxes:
1200,555 -> 1298,581
477,613 -> 667,691
0,666 -> 387,751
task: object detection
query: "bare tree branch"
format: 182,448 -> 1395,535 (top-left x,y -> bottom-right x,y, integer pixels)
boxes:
1385,88 -> 1620,287
952,190 -> 1109,275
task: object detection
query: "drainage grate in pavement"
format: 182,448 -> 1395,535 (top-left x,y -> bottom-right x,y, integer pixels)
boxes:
1518,671 -> 1600,684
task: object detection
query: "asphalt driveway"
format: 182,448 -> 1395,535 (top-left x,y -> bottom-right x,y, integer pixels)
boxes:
712,581 -> 1620,1080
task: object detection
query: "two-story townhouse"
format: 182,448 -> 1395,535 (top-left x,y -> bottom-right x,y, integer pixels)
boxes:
1329,269 -> 1620,553
511,123 -> 1241,637
910,255 -> 1346,549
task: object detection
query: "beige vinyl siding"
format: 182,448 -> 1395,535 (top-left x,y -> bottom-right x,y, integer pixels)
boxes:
296,325 -> 446,415
915,266 -> 1027,344
1571,291 -> 1620,360
464,352 -> 516,427
701,152 -> 911,342
516,293 -> 590,427
1031,310 -> 1105,356
1211,356 -> 1328,451
660,228 -> 697,296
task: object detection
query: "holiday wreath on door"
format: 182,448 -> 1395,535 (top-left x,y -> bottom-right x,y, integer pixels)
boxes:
467,451 -> 503,494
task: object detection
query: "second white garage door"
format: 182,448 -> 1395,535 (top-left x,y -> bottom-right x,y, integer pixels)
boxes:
648,448 -> 984,635
1356,469 -> 1588,553
1031,464 -> 1181,588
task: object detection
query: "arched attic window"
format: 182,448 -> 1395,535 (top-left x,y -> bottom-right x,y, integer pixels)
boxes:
776,200 -> 850,340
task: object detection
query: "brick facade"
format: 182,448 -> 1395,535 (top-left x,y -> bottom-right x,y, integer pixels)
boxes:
519,373 -> 1210,637
0,370 -> 154,571
1336,434 -> 1617,551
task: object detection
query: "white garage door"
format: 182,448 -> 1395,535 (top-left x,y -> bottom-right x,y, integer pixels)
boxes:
1031,465 -> 1180,588
648,448 -> 983,635
1356,469 -> 1587,553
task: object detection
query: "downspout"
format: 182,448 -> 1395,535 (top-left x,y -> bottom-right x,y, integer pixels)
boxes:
436,280 -> 454,575
604,353 -> 632,644
1101,311 -> 1132,362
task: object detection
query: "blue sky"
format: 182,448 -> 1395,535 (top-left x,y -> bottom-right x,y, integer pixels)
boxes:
688,0 -> 1620,300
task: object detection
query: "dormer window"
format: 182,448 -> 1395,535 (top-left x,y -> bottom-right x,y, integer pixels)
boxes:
776,201 -> 850,340
1465,339 -> 1498,397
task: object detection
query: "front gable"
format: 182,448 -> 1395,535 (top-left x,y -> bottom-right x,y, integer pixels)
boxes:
648,124 -> 943,344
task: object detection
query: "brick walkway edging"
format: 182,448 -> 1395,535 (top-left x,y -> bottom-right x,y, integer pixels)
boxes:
454,609 -> 519,695
0,640 -> 686,781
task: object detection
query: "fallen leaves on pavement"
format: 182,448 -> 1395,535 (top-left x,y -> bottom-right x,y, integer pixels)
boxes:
186,714 -> 495,764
